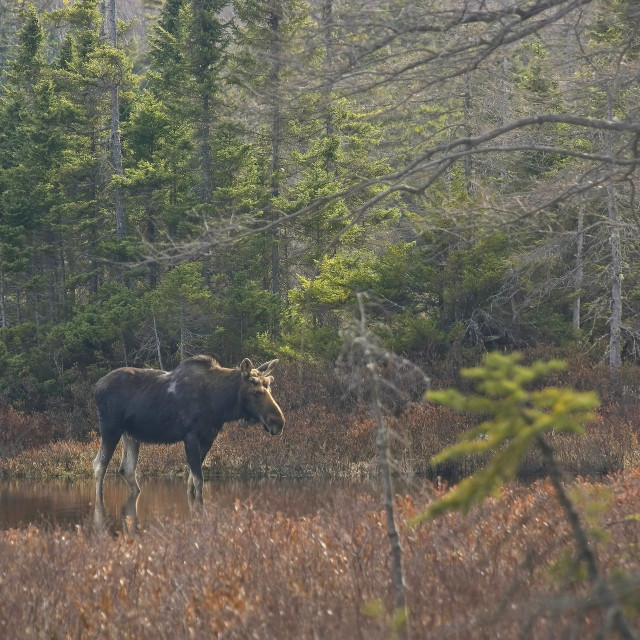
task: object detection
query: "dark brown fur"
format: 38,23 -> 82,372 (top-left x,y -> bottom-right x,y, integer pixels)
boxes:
93,356 -> 284,498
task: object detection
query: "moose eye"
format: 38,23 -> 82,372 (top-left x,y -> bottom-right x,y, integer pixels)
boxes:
248,375 -> 270,391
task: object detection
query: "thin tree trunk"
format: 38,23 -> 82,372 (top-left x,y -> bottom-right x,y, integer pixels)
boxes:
566,15 -> 585,335
153,313 -> 163,370
0,269 -> 6,328
144,191 -> 159,288
111,85 -> 126,239
201,92 -> 212,204
573,199 -> 585,331
463,76 -> 474,197
105,0 -> 126,239
268,2 -> 281,300
356,293 -> 409,632
90,127 -> 100,295
498,53 -> 512,126
606,91 -> 622,370
538,437 -> 637,640
608,187 -> 622,370
47,255 -> 56,322
179,305 -> 185,361
59,242 -> 67,305
322,0 -> 335,140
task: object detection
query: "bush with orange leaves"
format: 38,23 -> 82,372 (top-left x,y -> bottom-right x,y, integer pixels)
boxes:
1,352 -> 639,480
1,471 -> 639,639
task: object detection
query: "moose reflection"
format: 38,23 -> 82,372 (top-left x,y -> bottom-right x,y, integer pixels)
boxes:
93,490 -> 142,534
93,356 -> 285,500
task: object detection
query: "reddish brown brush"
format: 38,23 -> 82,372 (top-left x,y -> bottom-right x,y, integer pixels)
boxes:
1,354 -> 639,481
1,472 -> 639,638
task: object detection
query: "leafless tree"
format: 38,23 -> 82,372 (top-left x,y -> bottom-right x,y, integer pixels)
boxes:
103,0 -> 126,239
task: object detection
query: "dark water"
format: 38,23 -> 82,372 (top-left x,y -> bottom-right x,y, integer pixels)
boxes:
0,476 -> 378,532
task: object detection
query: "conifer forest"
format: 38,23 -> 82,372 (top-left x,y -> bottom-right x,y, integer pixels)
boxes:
3,3 -> 640,639
0,0 -> 638,403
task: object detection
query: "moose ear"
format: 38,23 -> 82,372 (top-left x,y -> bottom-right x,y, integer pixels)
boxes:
240,358 -> 254,378
257,359 -> 278,375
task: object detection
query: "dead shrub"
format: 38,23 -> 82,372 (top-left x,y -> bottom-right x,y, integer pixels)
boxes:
1,473 -> 640,638
0,405 -> 61,457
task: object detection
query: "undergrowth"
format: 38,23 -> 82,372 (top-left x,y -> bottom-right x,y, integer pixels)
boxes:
1,472 -> 640,638
0,353 -> 639,480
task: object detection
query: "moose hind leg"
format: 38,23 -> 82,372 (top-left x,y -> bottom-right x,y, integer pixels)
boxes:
184,435 -> 203,498
119,434 -> 141,495
93,432 -> 120,500
187,435 -> 215,496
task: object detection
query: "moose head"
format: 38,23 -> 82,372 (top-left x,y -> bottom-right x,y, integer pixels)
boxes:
238,358 -> 285,435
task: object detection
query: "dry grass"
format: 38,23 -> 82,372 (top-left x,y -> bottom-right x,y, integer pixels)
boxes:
1,353 -> 639,483
1,395 -> 638,481
1,471 -> 640,638
2,355 -> 640,638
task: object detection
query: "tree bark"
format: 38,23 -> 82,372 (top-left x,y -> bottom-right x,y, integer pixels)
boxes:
606,91 -> 622,370
356,293 -> 409,631
463,75 -> 474,197
268,2 -> 281,299
538,437 -> 637,640
201,92 -> 212,204
105,0 -> 126,239
322,0 -> 335,139
153,313 -> 163,370
0,269 -> 6,328
572,199 -> 584,331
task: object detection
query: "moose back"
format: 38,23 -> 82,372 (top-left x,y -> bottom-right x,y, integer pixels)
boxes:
93,356 -> 285,499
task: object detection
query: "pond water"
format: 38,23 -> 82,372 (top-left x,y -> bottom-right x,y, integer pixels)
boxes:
0,476 -> 380,532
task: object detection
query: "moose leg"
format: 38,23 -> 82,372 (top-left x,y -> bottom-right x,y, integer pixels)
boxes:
187,435 -> 215,495
93,432 -> 120,500
119,434 -> 141,495
184,434 -> 203,497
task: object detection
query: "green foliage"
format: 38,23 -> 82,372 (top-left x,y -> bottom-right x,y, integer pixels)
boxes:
282,242 -> 439,359
413,353 -> 600,523
215,275 -> 282,360
440,233 -> 510,314
142,262 -> 216,363
15,3 -> 43,74
0,0 -> 639,409
587,0 -> 640,53
147,262 -> 211,314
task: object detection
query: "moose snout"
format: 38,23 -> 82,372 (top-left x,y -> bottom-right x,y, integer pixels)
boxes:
264,406 -> 285,436
267,414 -> 285,436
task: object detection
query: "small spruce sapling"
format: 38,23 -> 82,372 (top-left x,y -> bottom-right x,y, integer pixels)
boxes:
413,353 -> 638,640
413,352 -> 599,521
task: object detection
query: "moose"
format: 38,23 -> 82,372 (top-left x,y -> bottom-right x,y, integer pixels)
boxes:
93,356 -> 285,500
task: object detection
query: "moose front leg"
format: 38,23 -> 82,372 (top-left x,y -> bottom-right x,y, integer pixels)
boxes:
93,432 -> 120,501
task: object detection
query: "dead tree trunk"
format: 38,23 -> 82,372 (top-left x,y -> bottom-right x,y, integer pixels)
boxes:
105,0 -> 126,239
356,293 -> 409,631
605,91 -> 622,371
152,313 -> 163,370
572,198 -> 585,331
268,2 -> 281,300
